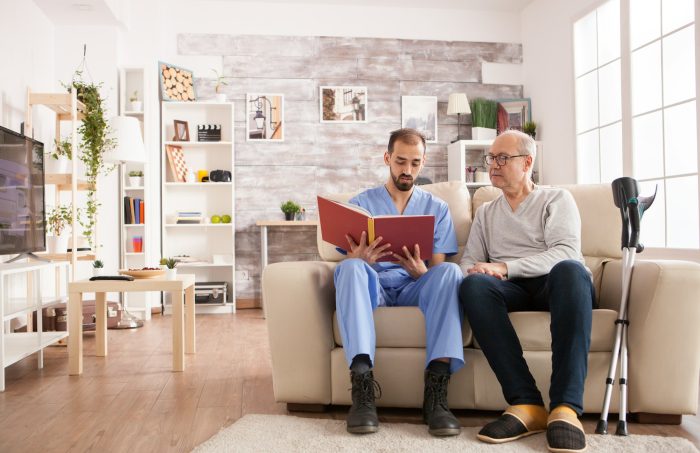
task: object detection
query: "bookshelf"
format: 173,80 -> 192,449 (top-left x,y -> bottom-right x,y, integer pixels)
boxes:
160,101 -> 236,314
118,67 -> 154,318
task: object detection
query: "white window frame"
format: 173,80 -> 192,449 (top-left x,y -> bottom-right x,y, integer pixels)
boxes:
573,0 -> 700,262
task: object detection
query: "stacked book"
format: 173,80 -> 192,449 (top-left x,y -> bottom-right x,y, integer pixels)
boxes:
176,211 -> 202,224
124,197 -> 144,224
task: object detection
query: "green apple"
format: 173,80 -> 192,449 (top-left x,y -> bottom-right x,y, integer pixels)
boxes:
211,215 -> 221,224
222,214 -> 231,224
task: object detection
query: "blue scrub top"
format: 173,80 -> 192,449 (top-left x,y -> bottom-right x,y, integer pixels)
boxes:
345,185 -> 458,288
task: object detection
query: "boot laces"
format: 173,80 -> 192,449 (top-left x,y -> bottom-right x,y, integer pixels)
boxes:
351,372 -> 382,407
427,372 -> 450,410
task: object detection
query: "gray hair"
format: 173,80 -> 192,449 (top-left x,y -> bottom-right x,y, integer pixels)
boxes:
497,129 -> 537,177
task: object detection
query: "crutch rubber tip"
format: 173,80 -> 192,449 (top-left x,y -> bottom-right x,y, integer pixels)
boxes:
595,420 -> 608,434
615,421 -> 628,436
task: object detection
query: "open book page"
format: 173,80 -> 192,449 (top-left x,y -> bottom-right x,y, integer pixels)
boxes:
317,196 -> 435,261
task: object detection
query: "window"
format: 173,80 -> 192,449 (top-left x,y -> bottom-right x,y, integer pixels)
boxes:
574,0 -> 698,251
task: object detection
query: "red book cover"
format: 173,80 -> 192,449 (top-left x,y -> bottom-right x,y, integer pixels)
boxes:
317,196 -> 434,262
140,200 -> 145,224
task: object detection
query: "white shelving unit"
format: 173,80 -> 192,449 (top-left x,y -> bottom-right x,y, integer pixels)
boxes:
447,139 -> 544,190
118,66 -> 155,319
1,261 -> 70,391
161,101 -> 236,314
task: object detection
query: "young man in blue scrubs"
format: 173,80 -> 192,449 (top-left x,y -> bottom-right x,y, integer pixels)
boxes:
334,128 -> 464,436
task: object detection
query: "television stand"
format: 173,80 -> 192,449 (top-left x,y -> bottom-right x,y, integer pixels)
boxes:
6,253 -> 49,264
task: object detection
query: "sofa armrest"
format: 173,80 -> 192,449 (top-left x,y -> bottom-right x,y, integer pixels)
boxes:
600,259 -> 700,414
263,261 -> 338,404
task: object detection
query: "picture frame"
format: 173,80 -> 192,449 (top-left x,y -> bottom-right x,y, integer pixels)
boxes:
165,145 -> 189,182
320,86 -> 367,123
495,98 -> 532,134
401,96 -> 438,143
173,120 -> 190,142
159,61 -> 196,102
246,94 -> 285,141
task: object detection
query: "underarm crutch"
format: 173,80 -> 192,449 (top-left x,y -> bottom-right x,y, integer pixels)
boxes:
596,177 -> 656,436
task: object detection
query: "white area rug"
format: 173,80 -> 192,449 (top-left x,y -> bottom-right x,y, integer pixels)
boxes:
194,414 -> 699,452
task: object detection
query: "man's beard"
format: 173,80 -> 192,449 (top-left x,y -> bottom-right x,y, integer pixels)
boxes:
391,171 -> 414,191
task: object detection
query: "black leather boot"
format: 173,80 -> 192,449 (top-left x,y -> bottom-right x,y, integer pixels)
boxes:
346,370 -> 381,434
423,370 -> 461,436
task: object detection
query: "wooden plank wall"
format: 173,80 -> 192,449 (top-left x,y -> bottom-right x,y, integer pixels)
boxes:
178,33 -> 523,301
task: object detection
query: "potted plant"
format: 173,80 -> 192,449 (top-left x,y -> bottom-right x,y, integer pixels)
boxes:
164,257 -> 177,280
46,205 -> 72,254
46,138 -> 73,174
280,200 -> 301,221
63,71 -> 116,251
211,69 -> 228,102
159,257 -> 168,270
92,259 -> 104,276
129,90 -> 142,112
523,120 -> 537,139
128,170 -> 143,187
470,98 -> 498,140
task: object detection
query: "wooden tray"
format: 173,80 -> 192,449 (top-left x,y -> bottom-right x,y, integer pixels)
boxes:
119,269 -> 165,279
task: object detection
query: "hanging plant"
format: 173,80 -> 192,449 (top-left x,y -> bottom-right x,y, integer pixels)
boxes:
61,72 -> 116,249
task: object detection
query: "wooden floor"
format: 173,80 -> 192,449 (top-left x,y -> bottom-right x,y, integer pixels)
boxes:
1,310 -> 698,452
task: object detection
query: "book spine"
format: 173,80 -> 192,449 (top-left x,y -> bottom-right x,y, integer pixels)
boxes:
367,218 -> 375,243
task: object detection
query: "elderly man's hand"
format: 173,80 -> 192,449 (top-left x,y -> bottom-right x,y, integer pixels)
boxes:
345,232 -> 393,264
467,262 -> 508,280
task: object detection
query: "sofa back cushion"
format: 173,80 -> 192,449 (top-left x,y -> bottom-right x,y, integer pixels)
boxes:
317,181 -> 472,263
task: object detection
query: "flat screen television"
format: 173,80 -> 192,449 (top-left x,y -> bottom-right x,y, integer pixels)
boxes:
0,125 -> 46,258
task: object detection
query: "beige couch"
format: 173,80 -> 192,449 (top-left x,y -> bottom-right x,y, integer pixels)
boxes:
263,181 -> 700,419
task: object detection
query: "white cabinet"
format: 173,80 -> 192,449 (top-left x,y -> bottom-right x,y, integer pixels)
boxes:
160,101 -> 236,314
1,261 -> 70,391
447,139 -> 544,188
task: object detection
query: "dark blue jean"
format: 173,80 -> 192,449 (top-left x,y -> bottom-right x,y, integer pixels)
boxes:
459,260 -> 594,415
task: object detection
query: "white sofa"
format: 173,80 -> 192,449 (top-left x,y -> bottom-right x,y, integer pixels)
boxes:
263,181 -> 700,421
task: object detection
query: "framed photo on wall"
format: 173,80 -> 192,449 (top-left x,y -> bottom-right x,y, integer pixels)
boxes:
401,96 -> 438,143
495,98 -> 531,134
159,61 -> 196,102
320,86 -> 367,123
246,94 -> 285,141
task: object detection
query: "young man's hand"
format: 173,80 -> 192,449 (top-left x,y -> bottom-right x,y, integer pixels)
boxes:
392,244 -> 428,279
345,232 -> 392,264
467,262 -> 507,280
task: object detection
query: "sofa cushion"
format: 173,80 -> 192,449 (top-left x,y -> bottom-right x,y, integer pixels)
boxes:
333,306 -> 473,348
317,181 -> 472,262
471,309 -> 618,352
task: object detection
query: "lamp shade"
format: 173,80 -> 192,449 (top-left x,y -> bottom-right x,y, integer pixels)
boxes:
103,116 -> 146,163
446,93 -> 471,115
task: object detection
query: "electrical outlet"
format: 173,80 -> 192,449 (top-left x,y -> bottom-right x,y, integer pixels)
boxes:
235,270 -> 249,280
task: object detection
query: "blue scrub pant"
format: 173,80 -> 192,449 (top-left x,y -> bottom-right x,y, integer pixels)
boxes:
334,258 -> 465,374
459,260 -> 594,414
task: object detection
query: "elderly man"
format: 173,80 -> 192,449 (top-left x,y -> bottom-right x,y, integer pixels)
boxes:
459,130 -> 593,453
335,128 -> 464,437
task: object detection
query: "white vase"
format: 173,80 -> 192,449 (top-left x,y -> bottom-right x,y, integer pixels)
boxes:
93,267 -> 104,277
45,155 -> 70,174
166,268 -> 177,280
130,101 -> 142,112
128,176 -> 142,187
215,93 -> 227,103
472,127 -> 497,140
47,235 -> 69,254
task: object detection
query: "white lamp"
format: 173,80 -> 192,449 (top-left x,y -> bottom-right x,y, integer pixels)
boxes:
105,116 -> 146,328
447,93 -> 471,143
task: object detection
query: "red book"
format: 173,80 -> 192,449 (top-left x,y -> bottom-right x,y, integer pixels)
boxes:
140,200 -> 145,224
317,196 -> 434,262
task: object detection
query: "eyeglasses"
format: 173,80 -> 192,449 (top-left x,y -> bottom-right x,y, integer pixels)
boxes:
484,154 -> 529,166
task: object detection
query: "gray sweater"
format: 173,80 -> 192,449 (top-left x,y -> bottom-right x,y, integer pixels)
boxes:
460,186 -> 588,279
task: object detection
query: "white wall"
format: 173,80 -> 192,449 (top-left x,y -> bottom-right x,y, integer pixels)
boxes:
0,0 -> 55,142
521,0 -> 603,184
